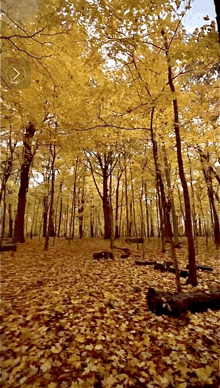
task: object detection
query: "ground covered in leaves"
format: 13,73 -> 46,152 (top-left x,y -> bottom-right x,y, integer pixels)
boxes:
1,237 -> 220,388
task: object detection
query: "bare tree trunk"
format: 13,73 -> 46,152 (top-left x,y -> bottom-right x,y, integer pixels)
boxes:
162,143 -> 179,246
30,192 -> 37,239
162,29 -> 197,285
69,158 -> 78,241
0,188 -> 6,248
8,203 -> 13,238
44,145 -> 56,250
124,155 -> 130,237
140,179 -> 145,238
90,201 -> 94,238
119,186 -> 124,237
57,182 -> 63,237
202,163 -> 220,248
14,123 -> 36,243
129,158 -> 137,236
144,181 -> 150,239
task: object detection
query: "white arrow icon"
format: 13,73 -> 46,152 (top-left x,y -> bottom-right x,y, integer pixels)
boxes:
12,66 -> 20,81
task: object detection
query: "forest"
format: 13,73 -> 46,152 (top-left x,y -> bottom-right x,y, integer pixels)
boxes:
1,0 -> 220,387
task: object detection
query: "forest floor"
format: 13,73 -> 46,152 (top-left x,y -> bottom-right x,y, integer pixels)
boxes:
1,237 -> 220,388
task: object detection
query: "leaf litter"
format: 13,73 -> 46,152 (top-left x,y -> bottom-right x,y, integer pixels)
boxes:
1,237 -> 220,388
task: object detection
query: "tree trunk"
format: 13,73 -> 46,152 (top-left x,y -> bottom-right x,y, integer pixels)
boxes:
78,184 -> 85,239
0,188 -> 6,248
202,163 -> 220,248
14,123 -> 36,243
44,145 -> 56,250
124,155 -> 130,237
8,203 -> 13,238
69,158 -> 78,241
58,189 -> 63,238
162,30 -> 197,286
162,143 -> 179,246
144,181 -> 150,239
42,195 -> 48,237
103,168 -> 112,239
140,179 -> 145,238
90,202 -> 94,238
129,159 -> 137,236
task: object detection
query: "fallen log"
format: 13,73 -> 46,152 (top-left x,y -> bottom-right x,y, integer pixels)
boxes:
147,287 -> 220,316
135,260 -> 157,266
154,262 -> 188,278
93,251 -> 114,260
186,264 -> 214,272
0,239 -> 16,252
125,237 -> 144,244
113,246 -> 131,258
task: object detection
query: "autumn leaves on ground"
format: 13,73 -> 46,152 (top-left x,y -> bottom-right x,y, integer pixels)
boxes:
1,237 -> 220,388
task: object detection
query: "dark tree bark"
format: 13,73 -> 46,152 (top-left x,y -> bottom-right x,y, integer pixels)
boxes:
69,158 -> 78,241
144,181 -> 150,238
14,123 -> 36,243
44,145 -> 56,250
201,161 -> 220,248
90,201 -> 94,238
78,183 -> 85,239
162,30 -> 197,286
57,183 -> 63,238
8,203 -> 13,238
115,168 -> 123,239
42,195 -> 48,238
147,287 -> 220,316
213,0 -> 220,39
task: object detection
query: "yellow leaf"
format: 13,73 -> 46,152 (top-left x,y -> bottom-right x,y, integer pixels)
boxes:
177,383 -> 187,388
51,343 -> 62,353
120,323 -> 127,331
142,335 -> 150,346
97,332 -> 105,340
48,383 -> 57,388
41,359 -> 51,372
195,365 -> 213,381
75,334 -> 85,343
95,344 -> 103,350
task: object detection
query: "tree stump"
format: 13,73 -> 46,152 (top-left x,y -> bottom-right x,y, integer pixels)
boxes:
147,287 -> 220,316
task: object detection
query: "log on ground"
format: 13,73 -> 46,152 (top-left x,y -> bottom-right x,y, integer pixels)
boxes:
135,260 -> 157,265
154,262 -> 188,278
0,239 -> 17,252
147,287 -> 220,316
113,246 -> 131,258
186,264 -> 214,272
93,251 -> 114,260
125,237 -> 144,244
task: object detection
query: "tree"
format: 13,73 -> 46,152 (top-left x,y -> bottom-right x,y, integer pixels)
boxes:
14,123 -> 37,243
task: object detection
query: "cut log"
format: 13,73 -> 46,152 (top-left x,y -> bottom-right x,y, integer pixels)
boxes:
154,262 -> 188,278
135,260 -> 157,266
93,251 -> 114,260
125,238 -> 144,244
147,287 -> 220,316
0,240 -> 16,252
186,264 -> 213,272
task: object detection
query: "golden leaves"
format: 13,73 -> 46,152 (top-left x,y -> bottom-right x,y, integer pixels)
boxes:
1,238 -> 220,388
